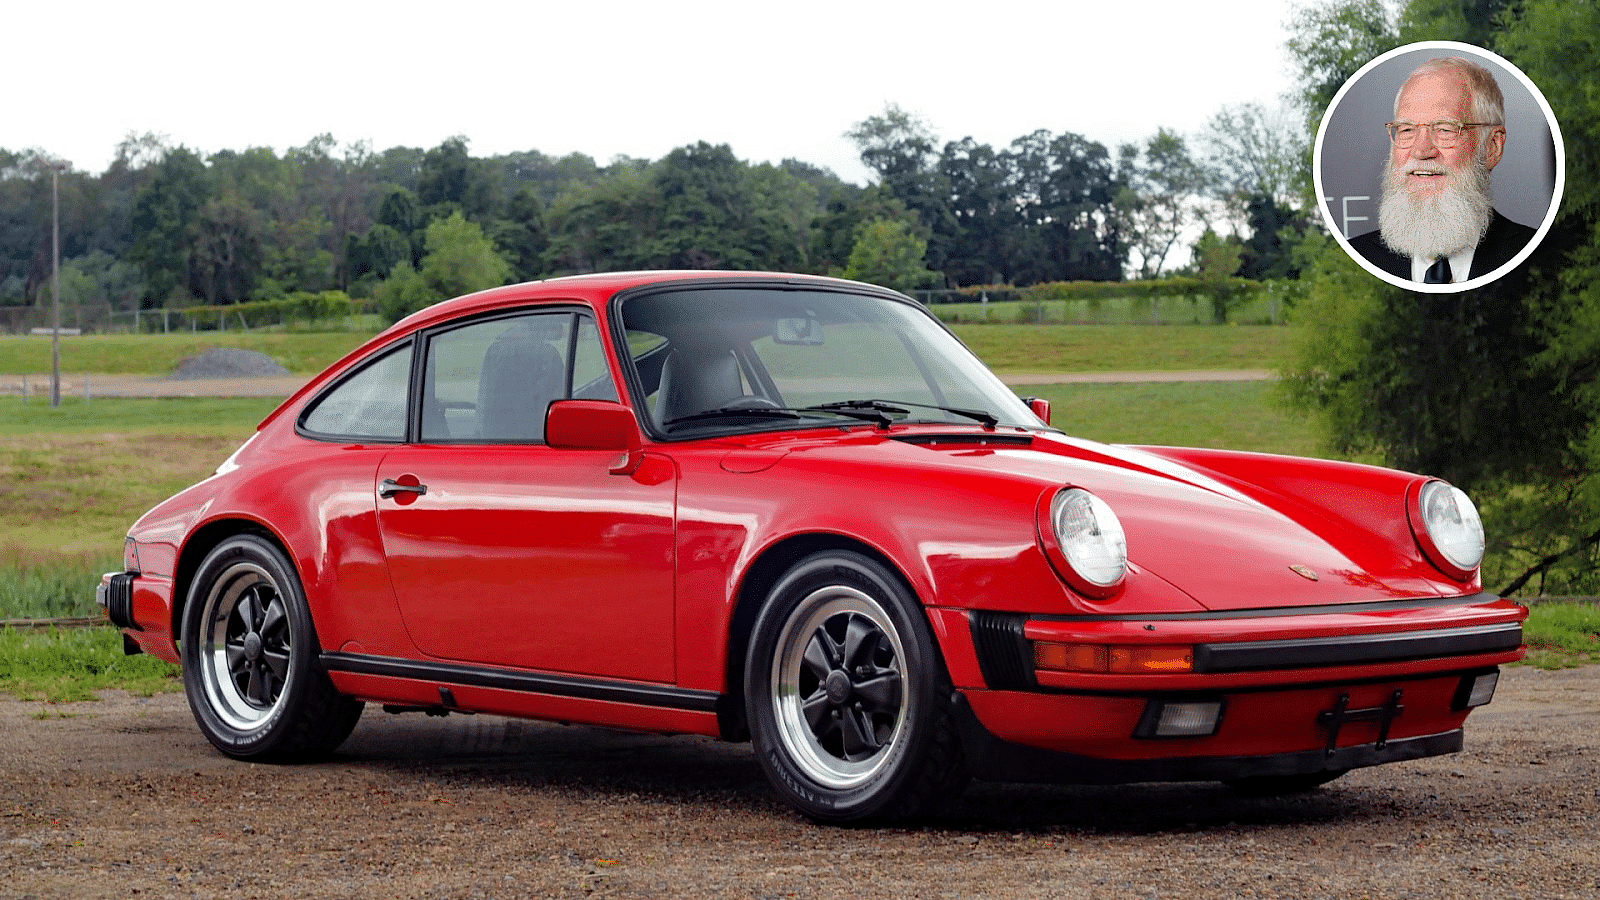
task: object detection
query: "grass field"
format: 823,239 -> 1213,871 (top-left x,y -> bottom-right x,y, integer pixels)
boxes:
1520,601 -> 1600,669
926,294 -> 1291,327
0,331 -> 371,377
1,322 -> 1291,379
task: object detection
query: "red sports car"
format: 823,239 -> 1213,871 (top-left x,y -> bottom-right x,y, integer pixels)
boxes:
99,271 -> 1525,823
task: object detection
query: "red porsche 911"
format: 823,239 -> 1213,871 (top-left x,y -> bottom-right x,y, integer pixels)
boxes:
99,271 -> 1525,823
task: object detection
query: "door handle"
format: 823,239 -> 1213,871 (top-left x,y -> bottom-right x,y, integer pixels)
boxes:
379,478 -> 428,499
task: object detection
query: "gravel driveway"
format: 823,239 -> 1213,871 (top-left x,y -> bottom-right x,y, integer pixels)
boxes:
2,665 -> 1595,899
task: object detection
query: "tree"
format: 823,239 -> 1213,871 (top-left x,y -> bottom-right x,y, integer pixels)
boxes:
845,105 -> 956,274
374,262 -> 438,324
1237,194 -> 1308,280
189,194 -> 265,303
1285,0 -> 1401,119
492,187 -> 548,282
417,212 -> 511,300
1282,0 -> 1600,594
1200,102 -> 1308,214
1190,229 -> 1248,323
1007,130 -> 1126,283
349,223 -> 411,282
842,217 -> 936,293
652,142 -> 761,269
1116,129 -> 1212,279
940,137 -> 1016,285
128,147 -> 210,306
1398,0 -> 1518,45
542,166 -> 663,274
418,137 -> 498,219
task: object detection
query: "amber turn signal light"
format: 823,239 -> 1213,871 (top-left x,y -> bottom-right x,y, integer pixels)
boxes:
1034,641 -> 1195,675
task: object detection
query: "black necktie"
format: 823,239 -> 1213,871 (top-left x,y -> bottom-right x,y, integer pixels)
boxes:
1424,256 -> 1452,284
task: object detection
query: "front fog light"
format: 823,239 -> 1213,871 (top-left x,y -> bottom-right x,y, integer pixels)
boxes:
1135,699 -> 1225,738
1454,669 -> 1500,710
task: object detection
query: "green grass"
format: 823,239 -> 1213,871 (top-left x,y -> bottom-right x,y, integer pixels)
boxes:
0,397 -> 272,558
1520,602 -> 1600,669
0,394 -> 282,435
0,553 -> 119,620
928,294 -> 1291,327
1027,381 -> 1323,457
2,323 -> 1287,379
950,323 -> 1289,374
0,331 -> 373,377
0,626 -> 179,702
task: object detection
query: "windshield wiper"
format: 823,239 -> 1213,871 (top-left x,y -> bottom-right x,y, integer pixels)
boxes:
662,404 -> 891,431
663,398 -> 998,433
809,399 -> 998,429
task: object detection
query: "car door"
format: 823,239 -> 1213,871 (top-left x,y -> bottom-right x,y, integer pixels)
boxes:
374,308 -> 677,683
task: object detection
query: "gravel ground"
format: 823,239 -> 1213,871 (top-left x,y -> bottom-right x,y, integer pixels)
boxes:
1,665 -> 1596,900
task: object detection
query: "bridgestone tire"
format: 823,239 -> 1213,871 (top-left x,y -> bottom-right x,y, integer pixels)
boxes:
745,550 -> 968,823
181,535 -> 363,761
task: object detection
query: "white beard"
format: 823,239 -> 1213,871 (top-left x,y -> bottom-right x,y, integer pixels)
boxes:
1377,148 -> 1495,260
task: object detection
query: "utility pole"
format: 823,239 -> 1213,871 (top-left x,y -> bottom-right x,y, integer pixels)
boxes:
45,160 -> 67,407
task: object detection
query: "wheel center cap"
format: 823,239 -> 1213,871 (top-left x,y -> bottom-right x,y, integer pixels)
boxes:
824,670 -> 853,705
243,632 -> 263,661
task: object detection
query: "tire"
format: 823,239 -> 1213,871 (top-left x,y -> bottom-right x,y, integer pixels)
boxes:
1224,769 -> 1349,797
744,550 -> 968,823
181,534 -> 363,761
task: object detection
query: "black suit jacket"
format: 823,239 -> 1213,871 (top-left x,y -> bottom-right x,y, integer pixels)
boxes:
1348,210 -> 1536,282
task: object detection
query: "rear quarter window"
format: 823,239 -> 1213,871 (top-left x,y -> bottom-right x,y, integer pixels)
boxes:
299,343 -> 414,441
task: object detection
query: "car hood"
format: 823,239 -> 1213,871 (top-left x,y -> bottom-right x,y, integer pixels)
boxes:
726,427 -> 1460,611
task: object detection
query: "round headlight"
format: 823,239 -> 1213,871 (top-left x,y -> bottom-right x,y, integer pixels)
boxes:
1416,480 -> 1484,575
1046,487 -> 1128,595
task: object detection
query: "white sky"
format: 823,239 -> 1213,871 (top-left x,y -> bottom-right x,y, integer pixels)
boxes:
10,0 -> 1302,184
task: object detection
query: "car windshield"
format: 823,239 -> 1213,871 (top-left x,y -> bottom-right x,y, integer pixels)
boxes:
618,285 -> 1043,436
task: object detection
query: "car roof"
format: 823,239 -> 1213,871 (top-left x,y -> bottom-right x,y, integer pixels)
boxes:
259,271 -> 899,431
396,270 -> 883,331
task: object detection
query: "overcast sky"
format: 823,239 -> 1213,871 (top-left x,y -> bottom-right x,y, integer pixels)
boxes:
11,0 -> 1302,184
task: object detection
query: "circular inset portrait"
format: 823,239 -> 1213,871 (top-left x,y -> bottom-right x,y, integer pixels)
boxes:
1314,41 -> 1563,293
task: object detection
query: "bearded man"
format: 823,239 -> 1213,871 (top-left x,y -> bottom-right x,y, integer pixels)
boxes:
1348,56 -> 1535,285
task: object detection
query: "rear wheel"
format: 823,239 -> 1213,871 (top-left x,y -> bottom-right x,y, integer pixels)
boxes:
181,535 -> 362,761
745,551 -> 967,823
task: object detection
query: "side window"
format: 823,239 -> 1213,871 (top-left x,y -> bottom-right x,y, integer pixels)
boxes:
572,317 -> 621,402
420,311 -> 618,443
299,343 -> 413,441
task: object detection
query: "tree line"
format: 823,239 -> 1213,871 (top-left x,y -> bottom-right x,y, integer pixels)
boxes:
1281,0 -> 1600,595
1,102 -> 1305,324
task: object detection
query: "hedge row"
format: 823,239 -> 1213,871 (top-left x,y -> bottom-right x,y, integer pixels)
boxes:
178,291 -> 377,329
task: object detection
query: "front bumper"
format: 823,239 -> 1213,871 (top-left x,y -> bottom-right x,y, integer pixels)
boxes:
952,689 -> 1467,784
930,593 -> 1525,783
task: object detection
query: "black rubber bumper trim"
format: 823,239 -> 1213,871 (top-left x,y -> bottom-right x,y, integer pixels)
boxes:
321,652 -> 720,713
1194,622 -> 1524,673
97,571 -> 139,631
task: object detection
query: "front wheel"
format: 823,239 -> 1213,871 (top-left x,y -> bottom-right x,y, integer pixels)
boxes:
744,551 -> 967,823
181,534 -> 363,761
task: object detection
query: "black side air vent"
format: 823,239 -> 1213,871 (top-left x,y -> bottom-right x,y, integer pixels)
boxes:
969,611 -> 1034,690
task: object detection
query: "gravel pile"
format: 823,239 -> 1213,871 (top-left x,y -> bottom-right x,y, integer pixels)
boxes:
169,348 -> 291,380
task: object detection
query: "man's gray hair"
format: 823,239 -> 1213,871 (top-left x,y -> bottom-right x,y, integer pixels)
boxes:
1394,56 -> 1505,126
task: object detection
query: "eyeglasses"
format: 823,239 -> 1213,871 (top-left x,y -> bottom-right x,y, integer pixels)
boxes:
1385,120 -> 1500,149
